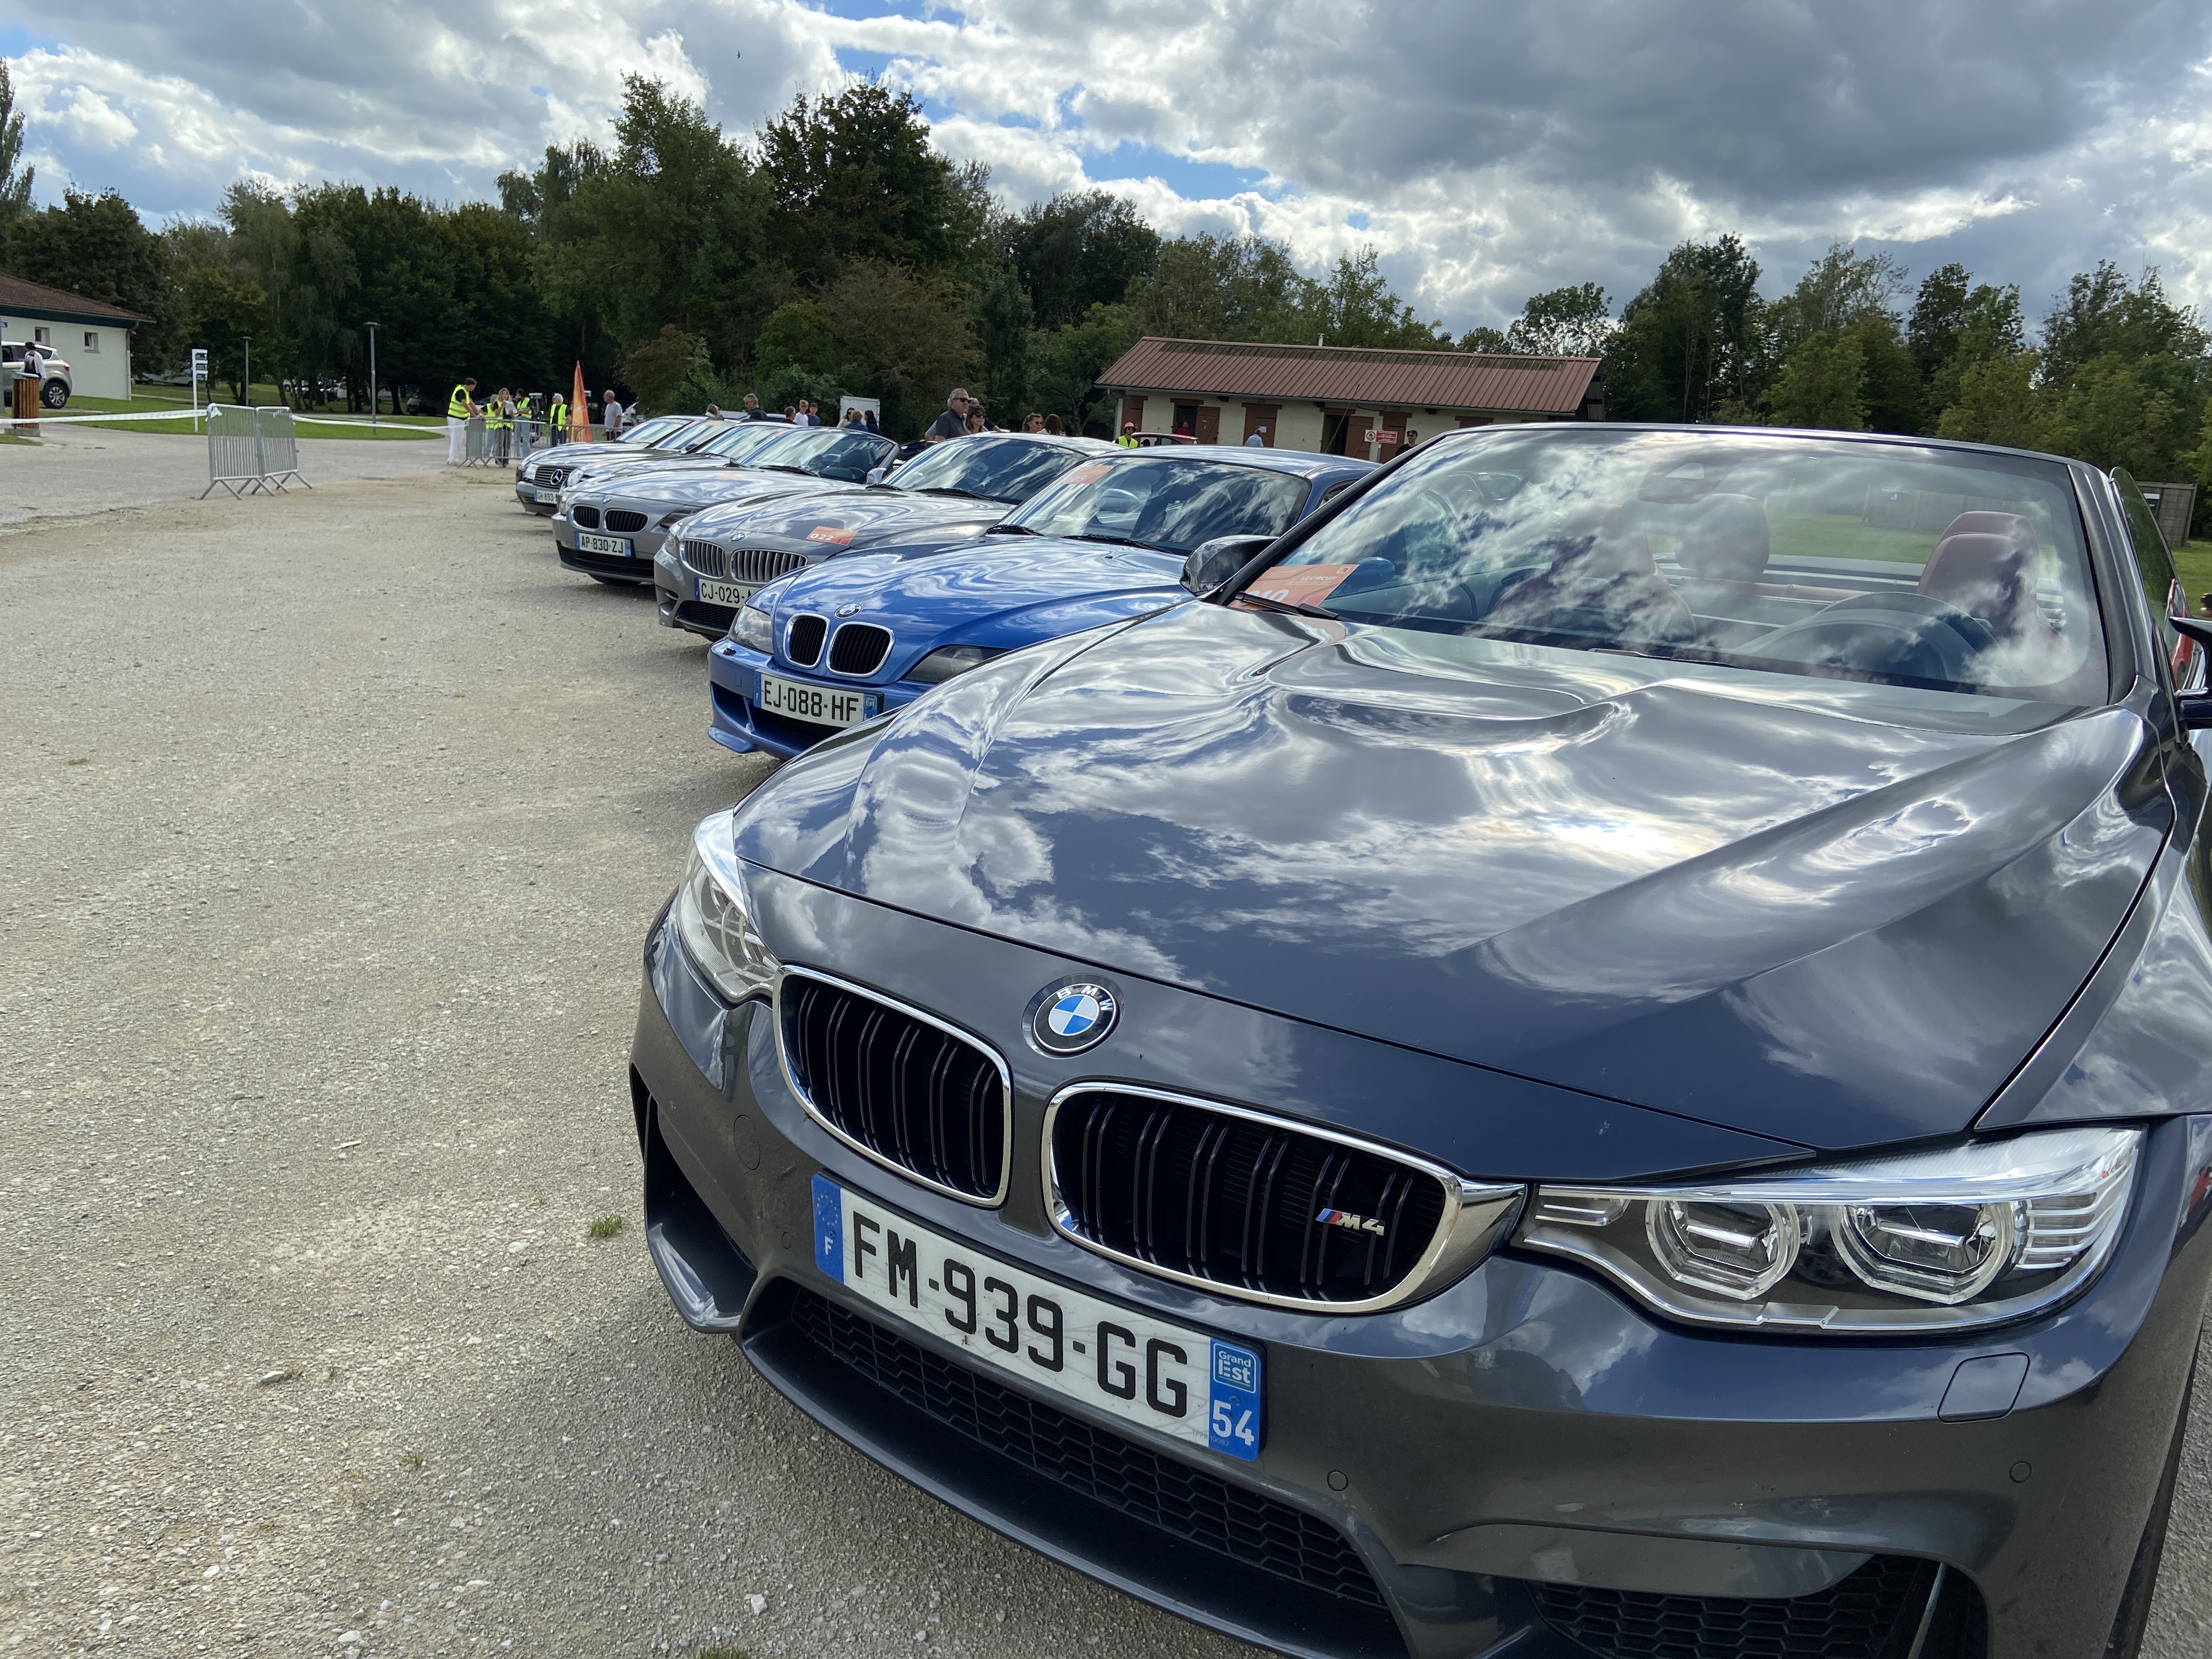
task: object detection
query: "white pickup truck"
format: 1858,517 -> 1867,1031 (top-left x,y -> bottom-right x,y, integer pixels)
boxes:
1,341 -> 74,408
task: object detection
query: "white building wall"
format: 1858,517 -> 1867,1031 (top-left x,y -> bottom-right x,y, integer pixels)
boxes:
0,317 -> 134,400
1271,403 -> 1327,454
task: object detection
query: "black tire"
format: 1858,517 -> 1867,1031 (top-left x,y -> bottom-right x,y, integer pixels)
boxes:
2105,1340 -> 2200,1658
40,379 -> 67,409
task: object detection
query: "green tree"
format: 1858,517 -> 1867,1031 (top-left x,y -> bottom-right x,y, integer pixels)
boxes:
2032,263 -> 2209,475
1909,264 -> 2026,427
1936,351 -> 2069,453
753,299 -> 839,378
1128,233 -> 1311,342
758,84 -> 960,285
180,264 -> 269,400
821,260 -> 977,437
1027,302 -> 1140,436
624,324 -> 707,412
1505,284 -> 1612,357
966,261 -> 1033,419
0,60 -> 31,226
1005,190 -> 1159,330
2058,355 -> 2193,476
1301,248 -> 1443,347
5,187 -> 182,370
1767,329 -> 1868,430
1601,235 -> 1764,422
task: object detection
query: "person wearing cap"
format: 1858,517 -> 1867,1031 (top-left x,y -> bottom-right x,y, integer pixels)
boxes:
1116,421 -> 1140,448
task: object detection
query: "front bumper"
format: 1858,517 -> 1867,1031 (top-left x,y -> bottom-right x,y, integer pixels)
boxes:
627,870 -> 2212,1659
704,639 -> 918,759
653,548 -> 745,637
515,478 -> 560,515
552,515 -> 669,584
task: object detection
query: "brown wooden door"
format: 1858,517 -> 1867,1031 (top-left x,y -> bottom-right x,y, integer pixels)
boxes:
1377,410 -> 1410,464
1242,403 -> 1279,445
1194,405 -> 1221,444
1120,395 -> 1146,435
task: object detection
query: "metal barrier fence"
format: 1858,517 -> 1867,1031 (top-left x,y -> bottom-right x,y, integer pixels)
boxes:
449,417 -> 557,469
201,405 -> 309,498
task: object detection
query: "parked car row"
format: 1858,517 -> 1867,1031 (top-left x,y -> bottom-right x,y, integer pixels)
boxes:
518,418 -> 2212,1659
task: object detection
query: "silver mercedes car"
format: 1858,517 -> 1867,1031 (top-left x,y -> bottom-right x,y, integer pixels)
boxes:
514,414 -> 707,515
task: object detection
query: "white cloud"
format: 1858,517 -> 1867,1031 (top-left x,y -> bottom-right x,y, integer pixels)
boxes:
7,0 -> 2212,327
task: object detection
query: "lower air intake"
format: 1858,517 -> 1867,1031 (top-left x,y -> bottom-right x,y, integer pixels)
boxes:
1531,1554 -> 1983,1659
788,1287 -> 1385,1609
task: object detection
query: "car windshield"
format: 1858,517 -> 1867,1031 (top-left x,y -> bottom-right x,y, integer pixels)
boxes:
700,422 -> 800,461
1254,430 -> 2107,703
764,427 -> 891,482
1010,456 -> 1311,555
887,436 -> 1096,504
626,417 -> 695,447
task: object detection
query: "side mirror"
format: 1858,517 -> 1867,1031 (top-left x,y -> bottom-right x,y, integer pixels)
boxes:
866,465 -> 889,485
1182,534 -> 1276,595
2169,612 -> 2212,727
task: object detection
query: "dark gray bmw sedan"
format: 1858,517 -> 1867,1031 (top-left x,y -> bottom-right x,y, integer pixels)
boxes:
626,424 -> 2212,1659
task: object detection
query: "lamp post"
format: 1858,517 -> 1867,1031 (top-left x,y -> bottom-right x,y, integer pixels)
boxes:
365,322 -> 379,434
242,337 -> 252,407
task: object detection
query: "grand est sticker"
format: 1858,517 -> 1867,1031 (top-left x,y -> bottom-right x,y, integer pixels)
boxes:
1238,565 -> 1359,610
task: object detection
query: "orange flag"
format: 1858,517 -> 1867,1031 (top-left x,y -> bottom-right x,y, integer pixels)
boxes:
571,361 -> 592,442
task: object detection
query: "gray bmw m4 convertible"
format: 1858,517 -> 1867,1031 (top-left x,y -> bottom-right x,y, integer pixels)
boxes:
627,422 -> 2212,1659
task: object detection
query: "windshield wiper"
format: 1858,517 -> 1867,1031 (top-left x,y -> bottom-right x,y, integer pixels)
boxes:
984,521 -> 1040,534
761,464 -> 815,475
919,486 -> 995,501
1074,532 -> 1171,551
1233,590 -> 1340,620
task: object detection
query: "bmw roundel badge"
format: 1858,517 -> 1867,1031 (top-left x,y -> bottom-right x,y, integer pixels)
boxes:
1030,980 -> 1118,1055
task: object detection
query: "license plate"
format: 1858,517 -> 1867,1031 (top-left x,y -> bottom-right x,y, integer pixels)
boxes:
529,486 -> 553,502
758,673 -> 874,728
577,531 -> 632,556
814,1176 -> 1262,1460
697,578 -> 756,607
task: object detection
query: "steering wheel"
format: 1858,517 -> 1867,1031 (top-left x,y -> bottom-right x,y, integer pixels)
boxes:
1750,595 -> 1983,683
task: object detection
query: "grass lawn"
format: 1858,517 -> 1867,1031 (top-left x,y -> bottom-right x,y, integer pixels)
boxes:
48,386 -> 441,440
2171,540 -> 2212,614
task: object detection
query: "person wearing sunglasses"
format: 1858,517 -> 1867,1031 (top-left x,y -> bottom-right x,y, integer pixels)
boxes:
923,388 -> 975,444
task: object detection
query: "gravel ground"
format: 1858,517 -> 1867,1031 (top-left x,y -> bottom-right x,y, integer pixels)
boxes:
0,469 -> 2206,1659
0,424 -> 443,530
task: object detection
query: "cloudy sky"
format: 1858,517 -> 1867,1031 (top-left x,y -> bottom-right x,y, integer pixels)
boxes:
5,0 -> 2212,334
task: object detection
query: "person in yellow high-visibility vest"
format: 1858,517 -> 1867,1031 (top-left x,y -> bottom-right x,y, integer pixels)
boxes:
446,378 -> 478,464
547,391 -> 567,447
485,387 -> 514,465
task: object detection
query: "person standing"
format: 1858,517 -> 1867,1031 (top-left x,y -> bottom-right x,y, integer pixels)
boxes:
923,389 -> 974,443
446,376 -> 478,464
602,390 -> 625,439
548,388 -> 567,445
1244,424 -> 1268,447
1116,422 -> 1140,448
485,387 -> 512,464
740,393 -> 775,422
1044,414 -> 1064,435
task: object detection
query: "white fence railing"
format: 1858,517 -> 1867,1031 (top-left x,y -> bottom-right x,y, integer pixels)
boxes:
201,405 -> 309,498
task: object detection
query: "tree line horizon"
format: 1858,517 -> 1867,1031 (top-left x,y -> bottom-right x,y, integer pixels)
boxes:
2,63 -> 2208,517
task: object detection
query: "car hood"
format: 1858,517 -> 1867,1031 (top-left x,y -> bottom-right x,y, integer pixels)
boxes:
587,470 -> 842,510
735,602 -> 2169,1150
528,441 -> 673,469
691,488 -> 1008,551
769,538 -> 1187,652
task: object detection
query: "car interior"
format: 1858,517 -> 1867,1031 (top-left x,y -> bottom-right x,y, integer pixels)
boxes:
1285,443 -> 2104,701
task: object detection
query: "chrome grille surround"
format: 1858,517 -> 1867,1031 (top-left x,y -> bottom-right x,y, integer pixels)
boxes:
774,967 -> 1014,1206
1044,1083 -> 1522,1313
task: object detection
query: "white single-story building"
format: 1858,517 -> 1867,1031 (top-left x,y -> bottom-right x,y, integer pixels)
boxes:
0,270 -> 151,403
1096,336 -> 1604,460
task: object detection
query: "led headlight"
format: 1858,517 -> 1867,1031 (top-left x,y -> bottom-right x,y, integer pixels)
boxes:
671,814 -> 780,1003
1514,1126 -> 2140,1333
908,644 -> 1003,684
729,600 -> 774,654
